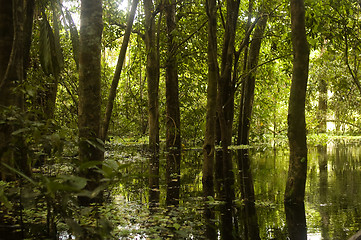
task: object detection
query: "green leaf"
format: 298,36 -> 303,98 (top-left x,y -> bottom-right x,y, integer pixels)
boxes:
39,10 -> 64,76
64,10 -> 80,68
79,161 -> 103,171
11,128 -> 28,136
1,163 -> 37,186
0,186 -> 13,209
85,139 -> 105,152
39,13 -> 54,76
58,175 -> 88,190
173,223 -> 181,230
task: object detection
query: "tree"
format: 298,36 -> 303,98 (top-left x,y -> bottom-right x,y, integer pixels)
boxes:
0,0 -> 31,178
237,14 -> 268,147
284,0 -> 309,204
101,0 -> 139,141
144,0 -> 160,154
144,0 -> 160,203
202,0 -> 218,238
215,0 -> 240,204
78,0 -> 104,204
202,0 -> 219,200
165,0 -> 182,206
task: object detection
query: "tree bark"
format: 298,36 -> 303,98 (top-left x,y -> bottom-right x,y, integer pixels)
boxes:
203,0 -> 218,238
165,0 -> 181,206
317,78 -> 327,133
101,0 -> 139,141
144,0 -> 160,153
202,0 -> 219,200
0,0 -> 31,179
216,0 -> 240,202
237,15 -> 267,146
285,0 -> 309,204
78,0 -> 104,204
144,0 -> 160,204
0,1 -> 15,178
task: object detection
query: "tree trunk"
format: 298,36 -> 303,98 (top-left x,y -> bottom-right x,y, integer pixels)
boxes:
0,0 -> 15,180
237,15 -> 267,146
216,0 -> 240,202
23,0 -> 35,76
318,78 -> 327,133
203,0 -> 219,200
165,0 -> 181,206
203,0 -> 218,238
101,0 -> 139,141
78,0 -> 104,204
236,18 -> 267,228
144,0 -> 160,153
284,0 -> 309,204
144,0 -> 160,204
0,0 -> 31,179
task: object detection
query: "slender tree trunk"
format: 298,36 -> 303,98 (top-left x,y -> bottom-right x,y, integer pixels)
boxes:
144,0 -> 160,153
203,0 -> 219,200
100,0 -> 139,141
284,0 -> 309,204
203,0 -> 218,238
144,0 -> 160,204
216,0 -> 240,202
78,0 -> 104,204
165,0 -> 181,206
237,15 -> 267,146
236,21 -> 267,235
318,78 -> 327,133
23,0 -> 35,76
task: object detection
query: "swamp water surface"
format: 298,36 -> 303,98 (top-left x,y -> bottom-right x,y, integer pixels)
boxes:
2,140 -> 361,239
106,139 -> 361,239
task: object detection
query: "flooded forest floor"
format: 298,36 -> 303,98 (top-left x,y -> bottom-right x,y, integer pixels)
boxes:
1,137 -> 361,239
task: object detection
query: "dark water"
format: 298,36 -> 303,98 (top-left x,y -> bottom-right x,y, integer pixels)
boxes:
108,140 -> 361,239
5,140 -> 359,239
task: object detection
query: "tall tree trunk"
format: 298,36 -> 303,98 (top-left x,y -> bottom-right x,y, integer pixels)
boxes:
203,0 -> 218,238
23,0 -> 35,76
284,0 -> 309,204
203,0 -> 219,200
236,20 -> 267,234
237,15 -> 267,146
78,0 -> 104,204
165,0 -> 181,206
216,0 -> 240,202
318,78 -> 327,133
144,0 -> 160,204
0,0 -> 15,180
101,0 -> 139,141
0,0 -> 30,179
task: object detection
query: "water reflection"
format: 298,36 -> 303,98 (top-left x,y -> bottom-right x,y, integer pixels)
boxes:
318,145 -> 330,240
148,152 -> 160,208
237,149 -> 260,240
108,140 -> 361,239
166,150 -> 181,206
285,202 -> 307,240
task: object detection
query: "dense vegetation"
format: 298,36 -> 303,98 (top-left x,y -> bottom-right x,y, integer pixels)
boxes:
1,0 -> 361,239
